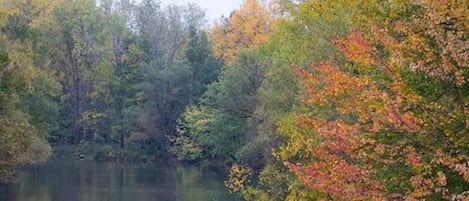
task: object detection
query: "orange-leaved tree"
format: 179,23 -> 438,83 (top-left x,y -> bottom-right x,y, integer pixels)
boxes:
278,0 -> 468,200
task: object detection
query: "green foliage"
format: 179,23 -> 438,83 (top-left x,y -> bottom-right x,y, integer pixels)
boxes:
171,105 -> 216,161
185,29 -> 222,99
94,145 -> 117,161
0,0 -> 221,161
172,105 -> 247,161
172,49 -> 263,163
17,135 -> 52,164
2,14 -> 31,42
131,2 -> 219,157
0,51 -> 13,113
209,113 -> 246,159
20,77 -> 60,139
52,0 -> 113,143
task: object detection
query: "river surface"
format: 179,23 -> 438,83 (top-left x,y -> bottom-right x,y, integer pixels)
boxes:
1,160 -> 238,201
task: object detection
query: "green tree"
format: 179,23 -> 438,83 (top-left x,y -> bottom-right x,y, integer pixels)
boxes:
173,49 -> 263,162
171,105 -> 216,161
99,0 -> 145,157
52,0 -> 112,143
135,1 -> 210,155
185,27 -> 222,102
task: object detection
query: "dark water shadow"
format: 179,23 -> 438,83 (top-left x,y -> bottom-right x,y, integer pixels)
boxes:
0,182 -> 19,201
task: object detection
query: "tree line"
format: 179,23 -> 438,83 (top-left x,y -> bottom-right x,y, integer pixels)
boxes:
0,0 -> 221,177
0,0 -> 467,200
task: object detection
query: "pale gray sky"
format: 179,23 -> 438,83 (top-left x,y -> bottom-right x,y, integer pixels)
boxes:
159,0 -> 243,22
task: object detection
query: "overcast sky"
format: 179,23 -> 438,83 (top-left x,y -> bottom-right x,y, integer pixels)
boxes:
159,0 -> 243,23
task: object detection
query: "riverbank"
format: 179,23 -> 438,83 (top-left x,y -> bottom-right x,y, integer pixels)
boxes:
49,143 -> 232,175
50,143 -> 154,162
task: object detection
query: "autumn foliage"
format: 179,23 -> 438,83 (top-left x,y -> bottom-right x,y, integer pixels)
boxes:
210,0 -> 274,64
278,0 -> 469,199
0,0 -> 467,199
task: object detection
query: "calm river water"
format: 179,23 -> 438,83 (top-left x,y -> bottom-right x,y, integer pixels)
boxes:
1,160 -> 238,201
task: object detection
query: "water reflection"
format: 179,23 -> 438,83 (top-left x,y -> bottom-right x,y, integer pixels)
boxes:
4,160 -> 237,201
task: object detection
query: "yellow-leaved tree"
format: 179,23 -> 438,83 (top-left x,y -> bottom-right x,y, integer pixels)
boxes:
210,0 -> 274,64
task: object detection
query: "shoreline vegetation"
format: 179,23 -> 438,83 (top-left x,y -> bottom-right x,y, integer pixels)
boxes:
0,0 -> 467,200
48,143 -> 231,173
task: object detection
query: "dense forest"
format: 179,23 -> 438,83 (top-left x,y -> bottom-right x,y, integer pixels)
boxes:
0,0 -> 467,200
